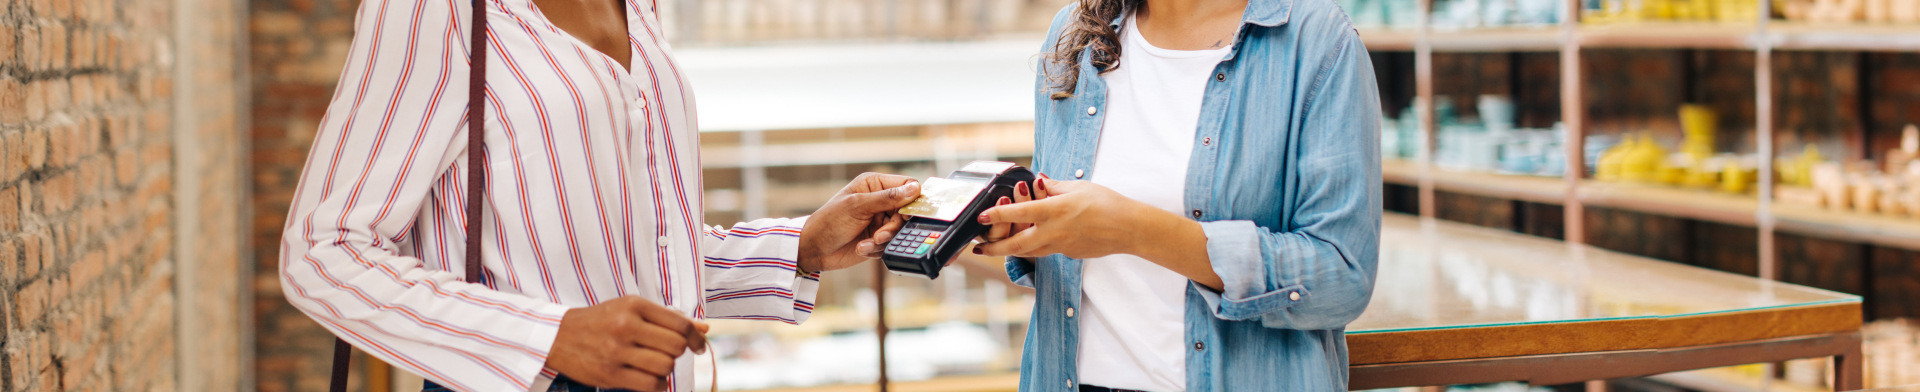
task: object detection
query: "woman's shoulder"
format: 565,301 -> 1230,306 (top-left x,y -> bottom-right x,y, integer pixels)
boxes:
1040,3 -> 1080,48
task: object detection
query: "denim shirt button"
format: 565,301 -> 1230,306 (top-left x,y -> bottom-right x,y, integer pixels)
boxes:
1202,137 -> 1212,146
1195,341 -> 1205,351
1065,307 -> 1075,318
1191,209 -> 1202,219
1067,379 -> 1074,389
1214,72 -> 1226,82
1289,291 -> 1302,301
1086,106 -> 1098,115
1073,169 -> 1085,179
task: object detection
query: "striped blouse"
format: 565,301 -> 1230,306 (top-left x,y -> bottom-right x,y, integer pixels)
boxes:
278,1 -> 818,391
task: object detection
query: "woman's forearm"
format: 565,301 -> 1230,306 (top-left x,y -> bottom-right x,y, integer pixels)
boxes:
1126,207 -> 1225,291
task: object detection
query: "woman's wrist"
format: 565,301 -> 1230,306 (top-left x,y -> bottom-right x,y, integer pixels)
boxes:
1126,205 -> 1222,290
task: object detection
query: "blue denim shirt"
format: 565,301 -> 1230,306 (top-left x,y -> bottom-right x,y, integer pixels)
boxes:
1007,0 -> 1382,390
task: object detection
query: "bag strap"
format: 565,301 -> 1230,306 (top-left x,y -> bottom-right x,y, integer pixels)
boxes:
329,0 -> 490,390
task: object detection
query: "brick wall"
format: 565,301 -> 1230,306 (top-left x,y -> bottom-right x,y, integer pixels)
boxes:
245,0 -> 367,389
0,0 -> 246,390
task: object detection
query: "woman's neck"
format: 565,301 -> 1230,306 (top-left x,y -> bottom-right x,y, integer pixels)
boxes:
1136,0 -> 1248,50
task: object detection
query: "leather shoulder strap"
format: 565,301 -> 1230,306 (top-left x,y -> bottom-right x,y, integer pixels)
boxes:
463,0 -> 490,286
329,1 -> 490,391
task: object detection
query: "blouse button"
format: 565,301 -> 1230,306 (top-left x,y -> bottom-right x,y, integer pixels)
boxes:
1073,169 -> 1085,179
1086,106 -> 1098,116
657,236 -> 670,248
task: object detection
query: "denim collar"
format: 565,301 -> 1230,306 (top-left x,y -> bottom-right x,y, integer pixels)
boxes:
1104,0 -> 1293,29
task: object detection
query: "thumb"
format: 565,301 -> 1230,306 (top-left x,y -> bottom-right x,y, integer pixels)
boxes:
842,181 -> 921,215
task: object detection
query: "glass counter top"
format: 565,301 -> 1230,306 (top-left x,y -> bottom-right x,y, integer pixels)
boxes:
1349,213 -> 1861,334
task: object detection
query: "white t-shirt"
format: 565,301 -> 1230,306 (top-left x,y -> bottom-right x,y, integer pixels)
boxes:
1077,14 -> 1230,392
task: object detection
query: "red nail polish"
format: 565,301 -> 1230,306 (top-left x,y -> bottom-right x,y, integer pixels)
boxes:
971,246 -> 983,255
998,196 -> 1012,205
1036,179 -> 1048,194
1017,182 -> 1030,197
978,214 -> 992,224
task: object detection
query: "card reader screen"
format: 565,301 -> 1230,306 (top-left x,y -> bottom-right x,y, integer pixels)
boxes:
897,177 -> 987,222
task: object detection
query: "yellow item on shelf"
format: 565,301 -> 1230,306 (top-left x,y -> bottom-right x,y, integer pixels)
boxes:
1683,165 -> 1720,188
1597,136 -> 1636,181
1779,145 -> 1825,187
1677,105 -> 1719,188
1678,105 -> 1716,162
1622,133 -> 1669,183
1722,160 -> 1754,194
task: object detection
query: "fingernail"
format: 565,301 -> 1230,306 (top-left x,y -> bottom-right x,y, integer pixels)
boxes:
998,196 -> 1012,205
978,213 -> 992,224
1017,182 -> 1030,197
1039,173 -> 1051,180
896,181 -> 920,196
971,246 -> 984,255
1036,179 -> 1048,193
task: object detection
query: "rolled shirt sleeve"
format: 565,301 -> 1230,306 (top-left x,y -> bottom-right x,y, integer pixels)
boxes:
697,216 -> 822,324
1194,31 -> 1382,331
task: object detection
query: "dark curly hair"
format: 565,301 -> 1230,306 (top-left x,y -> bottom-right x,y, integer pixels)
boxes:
1045,0 -> 1141,100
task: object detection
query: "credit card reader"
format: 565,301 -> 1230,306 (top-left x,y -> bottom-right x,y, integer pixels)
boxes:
881,161 -> 1037,279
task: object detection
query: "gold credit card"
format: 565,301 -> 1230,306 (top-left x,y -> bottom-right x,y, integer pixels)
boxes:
898,177 -> 988,222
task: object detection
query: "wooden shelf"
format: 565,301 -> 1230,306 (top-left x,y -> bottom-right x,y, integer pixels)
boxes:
1432,27 -> 1564,52
1362,27 -> 1562,52
1358,28 -> 1418,51
1644,365 -> 1829,392
1365,22 -> 1920,52
1577,22 -> 1759,49
1380,160 -> 1920,250
1576,182 -> 1760,226
1773,204 -> 1920,250
1768,22 -> 1920,51
1380,160 -> 1568,204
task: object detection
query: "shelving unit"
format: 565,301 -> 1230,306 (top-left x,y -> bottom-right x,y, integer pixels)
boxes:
1366,0 -> 1920,269
1371,11 -> 1920,388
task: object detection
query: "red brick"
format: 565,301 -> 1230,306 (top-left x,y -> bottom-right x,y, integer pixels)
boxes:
18,278 -> 49,322
0,77 -> 23,125
0,24 -> 15,64
0,186 -> 17,233
0,240 -> 16,286
45,23 -> 66,70
71,249 -> 106,290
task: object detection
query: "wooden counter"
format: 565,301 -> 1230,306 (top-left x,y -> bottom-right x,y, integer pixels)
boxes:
1348,214 -> 1865,389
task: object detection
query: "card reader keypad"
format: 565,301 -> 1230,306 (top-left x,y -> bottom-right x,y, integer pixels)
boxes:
887,228 -> 943,256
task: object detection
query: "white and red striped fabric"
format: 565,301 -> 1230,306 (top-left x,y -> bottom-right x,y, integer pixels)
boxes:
278,1 -> 819,391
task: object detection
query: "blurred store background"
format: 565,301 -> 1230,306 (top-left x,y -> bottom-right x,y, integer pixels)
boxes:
3,0 -> 1920,391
